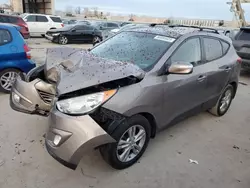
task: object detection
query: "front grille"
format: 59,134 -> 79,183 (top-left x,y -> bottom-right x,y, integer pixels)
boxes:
37,90 -> 54,104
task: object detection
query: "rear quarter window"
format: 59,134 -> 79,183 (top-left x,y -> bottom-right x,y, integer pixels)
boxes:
221,41 -> 230,55
236,29 -> 250,40
0,29 -> 12,45
203,37 -> 223,61
50,16 -> 62,23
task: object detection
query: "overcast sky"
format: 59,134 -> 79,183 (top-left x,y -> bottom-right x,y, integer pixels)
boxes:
1,0 -> 250,20
55,0 -> 250,20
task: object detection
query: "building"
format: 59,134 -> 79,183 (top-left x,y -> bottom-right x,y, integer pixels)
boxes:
11,0 -> 55,14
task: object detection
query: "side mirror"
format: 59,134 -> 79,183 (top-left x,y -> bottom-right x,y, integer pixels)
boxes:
71,29 -> 76,32
168,62 -> 193,74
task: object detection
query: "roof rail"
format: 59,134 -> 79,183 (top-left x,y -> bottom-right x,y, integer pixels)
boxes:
168,24 -> 219,34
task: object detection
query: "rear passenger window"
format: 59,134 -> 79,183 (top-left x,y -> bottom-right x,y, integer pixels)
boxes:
171,38 -> 201,66
26,15 -> 36,22
8,17 -> 18,23
0,29 -> 12,45
0,16 -> 9,23
236,30 -> 250,40
203,38 -> 222,61
221,41 -> 230,54
50,16 -> 62,23
36,16 -> 48,22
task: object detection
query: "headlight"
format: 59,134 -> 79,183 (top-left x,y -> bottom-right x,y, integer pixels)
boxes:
56,89 -> 117,115
52,33 -> 60,36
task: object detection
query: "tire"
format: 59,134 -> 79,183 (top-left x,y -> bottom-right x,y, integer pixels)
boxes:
100,114 -> 151,169
208,84 -> 234,116
58,35 -> 68,45
92,36 -> 101,44
0,68 -> 24,93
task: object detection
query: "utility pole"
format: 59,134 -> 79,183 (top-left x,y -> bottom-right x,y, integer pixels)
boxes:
228,0 -> 250,27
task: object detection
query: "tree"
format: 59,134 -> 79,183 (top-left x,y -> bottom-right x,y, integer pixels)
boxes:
75,6 -> 81,14
129,14 -> 135,21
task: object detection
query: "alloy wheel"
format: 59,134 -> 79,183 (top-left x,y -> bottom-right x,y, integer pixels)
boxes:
0,71 -> 19,91
116,125 -> 146,163
219,89 -> 232,113
60,36 -> 68,44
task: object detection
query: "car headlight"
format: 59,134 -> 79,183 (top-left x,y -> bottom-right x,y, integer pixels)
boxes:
56,89 -> 117,115
52,33 -> 60,36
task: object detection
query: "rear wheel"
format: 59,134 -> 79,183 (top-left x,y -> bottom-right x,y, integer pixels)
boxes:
100,115 -> 151,169
208,84 -> 234,116
0,68 -> 23,93
58,35 -> 68,45
92,36 -> 101,44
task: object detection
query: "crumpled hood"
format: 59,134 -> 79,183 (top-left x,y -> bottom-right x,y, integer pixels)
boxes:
44,47 -> 145,95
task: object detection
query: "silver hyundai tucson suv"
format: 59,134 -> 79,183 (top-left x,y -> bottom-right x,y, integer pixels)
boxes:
9,24 -> 241,170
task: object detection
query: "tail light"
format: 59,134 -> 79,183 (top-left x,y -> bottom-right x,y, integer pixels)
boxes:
61,23 -> 64,27
24,44 -> 31,59
237,57 -> 242,64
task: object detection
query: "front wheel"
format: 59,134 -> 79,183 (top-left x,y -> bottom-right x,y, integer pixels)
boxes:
58,35 -> 68,45
208,84 -> 234,116
0,68 -> 23,93
92,36 -> 101,45
100,115 -> 151,169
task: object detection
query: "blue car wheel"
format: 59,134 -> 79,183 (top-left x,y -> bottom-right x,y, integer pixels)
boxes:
0,68 -> 23,93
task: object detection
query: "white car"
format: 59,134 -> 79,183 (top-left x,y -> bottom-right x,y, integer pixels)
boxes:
22,14 -> 64,37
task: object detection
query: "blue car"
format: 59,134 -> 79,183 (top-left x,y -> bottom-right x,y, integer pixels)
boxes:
0,23 -> 35,93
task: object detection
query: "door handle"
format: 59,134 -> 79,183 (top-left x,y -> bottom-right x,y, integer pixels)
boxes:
197,75 -> 206,82
224,67 -> 231,72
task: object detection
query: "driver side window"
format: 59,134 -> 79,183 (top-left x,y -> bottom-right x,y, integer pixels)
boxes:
171,38 -> 201,66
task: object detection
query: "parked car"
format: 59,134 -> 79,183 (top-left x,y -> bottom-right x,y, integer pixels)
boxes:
233,27 -> 250,71
76,20 -> 91,25
92,21 -> 120,31
62,19 -> 77,25
0,23 -> 35,93
45,24 -> 102,44
0,13 -> 30,39
22,14 -> 64,37
10,24 -> 240,170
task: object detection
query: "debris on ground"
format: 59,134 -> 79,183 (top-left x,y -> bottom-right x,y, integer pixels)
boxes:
239,81 -> 248,86
0,159 -> 5,167
30,140 -> 35,143
189,159 -> 199,164
177,151 -> 182,155
80,168 -> 96,179
233,145 -> 240,150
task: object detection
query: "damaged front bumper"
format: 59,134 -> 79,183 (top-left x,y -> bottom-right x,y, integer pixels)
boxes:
46,109 -> 116,170
9,77 -> 116,170
10,77 -> 56,116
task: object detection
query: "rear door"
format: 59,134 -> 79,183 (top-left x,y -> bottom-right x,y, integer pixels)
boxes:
201,37 -> 233,105
36,15 -> 50,34
233,28 -> 250,60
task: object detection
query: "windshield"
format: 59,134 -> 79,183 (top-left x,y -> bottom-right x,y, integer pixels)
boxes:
91,31 -> 174,70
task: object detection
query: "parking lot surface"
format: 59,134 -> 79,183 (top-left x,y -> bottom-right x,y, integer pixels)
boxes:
0,38 -> 250,188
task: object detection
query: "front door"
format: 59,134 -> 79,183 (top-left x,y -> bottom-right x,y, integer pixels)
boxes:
160,37 -> 208,128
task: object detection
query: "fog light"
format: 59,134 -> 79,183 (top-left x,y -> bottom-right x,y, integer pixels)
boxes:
13,93 -> 20,103
53,135 -> 62,146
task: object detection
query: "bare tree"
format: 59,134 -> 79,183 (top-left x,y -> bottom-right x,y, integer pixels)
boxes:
75,6 -> 81,14
129,14 -> 135,21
